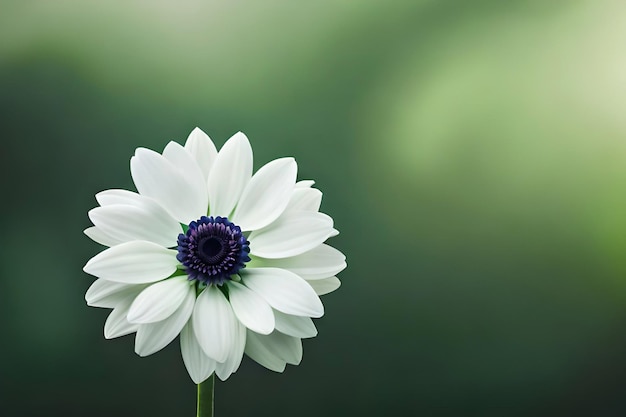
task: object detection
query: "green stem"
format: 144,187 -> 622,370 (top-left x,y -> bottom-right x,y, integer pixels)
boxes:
197,373 -> 215,417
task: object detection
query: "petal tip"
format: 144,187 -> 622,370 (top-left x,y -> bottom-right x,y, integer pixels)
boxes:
82,261 -> 93,274
186,127 -> 212,144
229,131 -> 250,145
134,347 -> 149,357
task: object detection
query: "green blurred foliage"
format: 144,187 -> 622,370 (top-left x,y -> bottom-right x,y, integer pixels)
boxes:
2,1 -> 626,416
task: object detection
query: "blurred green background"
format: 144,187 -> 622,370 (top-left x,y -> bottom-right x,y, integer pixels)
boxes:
2,0 -> 626,416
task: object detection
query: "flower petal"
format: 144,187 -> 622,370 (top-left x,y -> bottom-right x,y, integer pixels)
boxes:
104,296 -> 138,339
96,189 -> 145,207
127,276 -> 192,323
134,287 -> 195,357
181,322 -> 216,384
273,310 -> 318,339
84,226 -> 122,247
248,211 -> 334,258
242,268 -> 324,318
246,331 -> 303,369
130,147 -> 207,223
88,203 -> 182,248
307,276 -> 341,296
135,291 -> 196,357
192,286 -> 237,362
215,320 -> 246,381
294,180 -> 314,188
85,279 -> 147,308
227,281 -> 275,335
207,132 -> 252,217
251,244 -> 346,280
264,331 -> 303,365
232,157 -> 297,231
283,187 -> 322,213
163,140 -> 208,193
184,127 -> 218,181
83,241 -> 178,284
244,330 -> 286,372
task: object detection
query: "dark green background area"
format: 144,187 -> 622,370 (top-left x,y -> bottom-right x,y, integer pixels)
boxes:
2,1 -> 626,416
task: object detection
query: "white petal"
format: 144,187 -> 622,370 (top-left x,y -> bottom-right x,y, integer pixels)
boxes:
104,296 -> 138,339
184,127 -> 218,181
273,310 -> 317,338
245,331 -> 303,370
232,158 -> 297,231
227,281 -> 274,335
96,189 -> 145,207
127,276 -> 192,323
263,331 -> 303,365
249,211 -> 334,258
283,187 -> 322,213
294,180 -> 314,188
83,241 -> 178,284
207,132 -> 252,217
242,268 -> 324,318
244,330 -> 286,372
88,204 -> 182,248
251,244 -> 346,280
84,226 -> 122,247
181,322 -> 217,384
130,147 -> 207,223
163,140 -> 208,192
329,228 -> 340,237
307,276 -> 341,296
192,286 -> 237,362
134,287 -> 195,357
215,320 -> 246,381
85,279 -> 146,308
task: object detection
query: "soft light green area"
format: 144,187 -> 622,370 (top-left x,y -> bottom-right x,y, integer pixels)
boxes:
2,1 -> 626,416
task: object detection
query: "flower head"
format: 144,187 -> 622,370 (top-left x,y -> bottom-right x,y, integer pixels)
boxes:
176,216 -> 250,285
83,128 -> 346,383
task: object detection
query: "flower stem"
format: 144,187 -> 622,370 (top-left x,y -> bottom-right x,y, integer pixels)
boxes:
197,373 -> 215,417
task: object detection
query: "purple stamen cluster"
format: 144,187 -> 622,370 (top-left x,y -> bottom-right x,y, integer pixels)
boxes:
177,216 -> 250,285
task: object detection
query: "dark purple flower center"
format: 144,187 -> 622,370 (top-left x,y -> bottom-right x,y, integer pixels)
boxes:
176,216 -> 250,285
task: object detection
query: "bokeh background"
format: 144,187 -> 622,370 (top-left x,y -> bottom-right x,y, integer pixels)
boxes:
2,1 -> 626,416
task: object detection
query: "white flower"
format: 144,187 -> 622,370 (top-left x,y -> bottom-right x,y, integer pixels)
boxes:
83,128 -> 346,383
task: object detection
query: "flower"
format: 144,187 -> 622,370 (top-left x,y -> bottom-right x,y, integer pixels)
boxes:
83,128 -> 346,383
